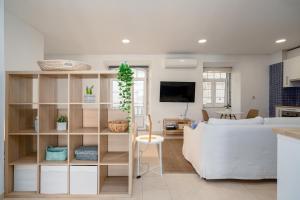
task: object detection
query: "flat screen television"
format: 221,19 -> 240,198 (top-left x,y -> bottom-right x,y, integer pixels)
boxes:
160,81 -> 195,102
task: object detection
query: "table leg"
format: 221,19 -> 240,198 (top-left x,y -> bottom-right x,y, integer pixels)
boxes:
159,143 -> 163,176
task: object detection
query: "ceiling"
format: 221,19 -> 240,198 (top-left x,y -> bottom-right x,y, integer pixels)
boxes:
5,0 -> 300,55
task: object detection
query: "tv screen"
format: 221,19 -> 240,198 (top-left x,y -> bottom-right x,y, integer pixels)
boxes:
160,81 -> 195,102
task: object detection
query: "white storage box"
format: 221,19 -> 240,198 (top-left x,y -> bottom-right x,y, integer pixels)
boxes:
40,166 -> 68,194
70,166 -> 98,194
14,165 -> 37,192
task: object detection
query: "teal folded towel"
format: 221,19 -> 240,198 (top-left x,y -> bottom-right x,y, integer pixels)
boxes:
45,146 -> 68,161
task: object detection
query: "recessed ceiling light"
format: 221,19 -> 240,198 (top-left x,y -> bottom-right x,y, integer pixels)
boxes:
198,39 -> 207,44
275,38 -> 286,44
122,39 -> 130,44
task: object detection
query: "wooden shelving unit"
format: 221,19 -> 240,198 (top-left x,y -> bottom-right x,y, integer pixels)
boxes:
5,71 -> 135,198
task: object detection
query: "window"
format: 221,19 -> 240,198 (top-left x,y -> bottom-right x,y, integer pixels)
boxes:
203,72 -> 230,107
111,68 -> 148,129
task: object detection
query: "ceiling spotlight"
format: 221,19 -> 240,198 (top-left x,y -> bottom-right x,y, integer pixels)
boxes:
198,39 -> 207,44
122,39 -> 130,44
275,39 -> 286,44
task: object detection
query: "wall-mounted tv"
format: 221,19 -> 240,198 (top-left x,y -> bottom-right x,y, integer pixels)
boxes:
160,81 -> 195,102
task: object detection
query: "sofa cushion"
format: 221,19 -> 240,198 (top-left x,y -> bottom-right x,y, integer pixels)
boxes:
264,117 -> 300,125
208,116 -> 264,125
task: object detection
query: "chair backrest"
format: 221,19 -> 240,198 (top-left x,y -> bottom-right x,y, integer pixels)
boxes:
202,110 -> 209,122
247,109 -> 259,119
146,114 -> 153,142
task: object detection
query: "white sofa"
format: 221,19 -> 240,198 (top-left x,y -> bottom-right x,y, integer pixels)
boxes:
183,117 -> 300,180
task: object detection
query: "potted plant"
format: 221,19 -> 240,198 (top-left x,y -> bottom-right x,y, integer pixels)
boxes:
117,62 -> 134,129
84,85 -> 96,103
56,115 -> 68,131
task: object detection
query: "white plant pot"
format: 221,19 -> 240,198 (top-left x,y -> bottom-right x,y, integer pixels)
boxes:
57,122 -> 67,131
84,94 -> 96,103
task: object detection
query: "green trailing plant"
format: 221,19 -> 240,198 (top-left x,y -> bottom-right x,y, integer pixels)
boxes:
57,115 -> 68,123
117,62 -> 134,123
85,85 -> 94,95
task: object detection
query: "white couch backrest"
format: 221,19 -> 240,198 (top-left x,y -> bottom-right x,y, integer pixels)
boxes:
208,116 -> 264,125
264,117 -> 300,125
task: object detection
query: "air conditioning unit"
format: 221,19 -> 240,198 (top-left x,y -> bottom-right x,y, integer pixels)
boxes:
164,59 -> 198,69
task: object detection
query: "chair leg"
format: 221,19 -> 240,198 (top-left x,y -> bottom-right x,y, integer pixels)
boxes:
136,143 -> 141,178
220,114 -> 223,119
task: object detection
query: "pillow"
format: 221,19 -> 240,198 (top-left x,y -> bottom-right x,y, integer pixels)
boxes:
191,121 -> 199,129
264,117 -> 300,125
208,116 -> 264,125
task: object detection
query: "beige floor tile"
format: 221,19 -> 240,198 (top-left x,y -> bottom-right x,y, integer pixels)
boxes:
242,181 -> 277,191
143,189 -> 172,200
251,189 -> 277,200
142,176 -> 168,191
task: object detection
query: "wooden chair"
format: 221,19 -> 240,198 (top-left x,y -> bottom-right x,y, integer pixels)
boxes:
246,109 -> 259,119
136,114 -> 164,177
202,109 -> 209,122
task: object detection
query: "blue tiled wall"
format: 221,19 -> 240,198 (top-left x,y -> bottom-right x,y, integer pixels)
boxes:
269,62 -> 300,117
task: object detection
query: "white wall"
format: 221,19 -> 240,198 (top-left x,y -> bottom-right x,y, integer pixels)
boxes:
270,51 -> 283,65
43,54 -> 270,131
4,11 -> 44,70
2,11 -> 44,194
0,0 -> 4,195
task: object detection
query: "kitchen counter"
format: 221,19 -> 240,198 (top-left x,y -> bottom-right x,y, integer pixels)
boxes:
276,105 -> 300,108
273,128 -> 300,140
272,127 -> 300,200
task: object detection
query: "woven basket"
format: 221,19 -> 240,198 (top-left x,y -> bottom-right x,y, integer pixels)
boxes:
38,60 -> 91,71
108,120 -> 129,133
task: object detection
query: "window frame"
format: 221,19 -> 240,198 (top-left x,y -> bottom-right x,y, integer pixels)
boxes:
203,72 -> 228,108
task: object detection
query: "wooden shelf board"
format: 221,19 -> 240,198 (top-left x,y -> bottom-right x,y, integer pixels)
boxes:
100,102 -> 113,105
39,102 -> 69,105
70,127 -> 98,135
9,102 -> 38,105
70,102 -> 99,105
9,154 -> 37,165
39,160 -> 68,165
100,128 -> 128,136
70,159 -> 98,165
100,152 -> 128,165
100,176 -> 128,194
39,130 -> 68,135
8,129 -> 37,135
5,191 -> 39,197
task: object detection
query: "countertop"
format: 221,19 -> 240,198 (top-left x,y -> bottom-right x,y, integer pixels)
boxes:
273,128 -> 300,140
276,106 -> 300,108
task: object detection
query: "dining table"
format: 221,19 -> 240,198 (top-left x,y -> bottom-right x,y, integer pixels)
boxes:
215,110 -> 243,119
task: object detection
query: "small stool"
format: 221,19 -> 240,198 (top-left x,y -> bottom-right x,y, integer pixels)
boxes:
136,134 -> 164,177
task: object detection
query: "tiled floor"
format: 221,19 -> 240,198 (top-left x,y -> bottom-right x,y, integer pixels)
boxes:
132,172 -> 276,200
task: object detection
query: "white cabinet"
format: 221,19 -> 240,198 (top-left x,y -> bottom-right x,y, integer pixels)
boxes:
14,165 -> 37,192
70,166 -> 98,194
277,135 -> 300,200
283,56 -> 300,87
40,166 -> 68,194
